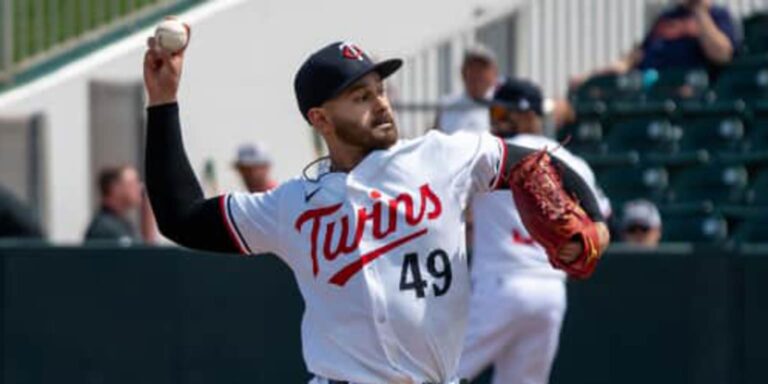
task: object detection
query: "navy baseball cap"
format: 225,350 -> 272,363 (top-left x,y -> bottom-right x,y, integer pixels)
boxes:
294,41 -> 403,121
491,78 -> 544,116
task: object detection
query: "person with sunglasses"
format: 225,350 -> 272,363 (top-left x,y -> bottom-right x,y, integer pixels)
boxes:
620,199 -> 662,248
458,78 -> 611,384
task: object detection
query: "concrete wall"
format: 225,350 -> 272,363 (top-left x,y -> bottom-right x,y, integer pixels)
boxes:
0,0 -> 514,242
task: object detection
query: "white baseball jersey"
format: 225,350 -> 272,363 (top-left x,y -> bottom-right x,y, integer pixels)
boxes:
437,91 -> 492,135
470,134 -> 610,278
221,131 -> 505,383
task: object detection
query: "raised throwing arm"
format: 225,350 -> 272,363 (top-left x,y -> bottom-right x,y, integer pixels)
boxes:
143,26 -> 241,254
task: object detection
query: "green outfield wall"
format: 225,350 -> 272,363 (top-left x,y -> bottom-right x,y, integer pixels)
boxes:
1,244 -> 766,384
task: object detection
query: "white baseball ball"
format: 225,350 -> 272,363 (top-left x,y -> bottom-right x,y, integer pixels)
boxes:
155,18 -> 188,53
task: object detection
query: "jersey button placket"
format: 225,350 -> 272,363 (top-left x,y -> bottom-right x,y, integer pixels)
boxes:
367,265 -> 404,368
349,177 -> 405,372
365,268 -> 388,325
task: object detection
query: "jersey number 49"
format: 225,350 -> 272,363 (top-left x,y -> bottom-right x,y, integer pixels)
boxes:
399,249 -> 452,298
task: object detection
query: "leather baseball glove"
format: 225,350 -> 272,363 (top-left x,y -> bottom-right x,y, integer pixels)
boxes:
508,149 -> 604,279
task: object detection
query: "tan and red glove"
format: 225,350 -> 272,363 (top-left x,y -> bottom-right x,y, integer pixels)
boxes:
507,149 -> 604,279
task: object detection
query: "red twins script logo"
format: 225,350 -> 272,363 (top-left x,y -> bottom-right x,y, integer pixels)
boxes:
295,184 -> 442,286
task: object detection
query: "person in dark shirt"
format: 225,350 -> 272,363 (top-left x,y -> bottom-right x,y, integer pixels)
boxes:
0,184 -> 44,239
638,0 -> 737,70
84,165 -> 144,243
571,0 -> 738,85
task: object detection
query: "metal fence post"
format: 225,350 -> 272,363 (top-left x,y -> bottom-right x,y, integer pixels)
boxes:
1,0 -> 13,83
48,0 -> 59,47
34,0 -> 44,56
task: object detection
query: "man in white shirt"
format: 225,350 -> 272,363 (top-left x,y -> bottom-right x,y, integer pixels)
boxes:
436,45 -> 499,135
458,79 -> 611,384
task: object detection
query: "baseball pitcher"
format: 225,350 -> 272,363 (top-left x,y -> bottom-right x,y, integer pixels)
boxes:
142,28 -> 609,384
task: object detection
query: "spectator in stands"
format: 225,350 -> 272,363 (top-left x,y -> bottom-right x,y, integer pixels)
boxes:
620,200 -> 662,247
84,165 -> 145,244
0,184 -> 44,239
234,143 -> 277,193
436,44 -> 499,134
571,0 -> 738,85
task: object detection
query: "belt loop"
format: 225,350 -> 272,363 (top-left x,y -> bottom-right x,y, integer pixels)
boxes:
312,377 -> 348,384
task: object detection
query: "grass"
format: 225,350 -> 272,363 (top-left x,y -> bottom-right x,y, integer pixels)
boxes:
0,0 -> 205,93
9,0 -> 173,65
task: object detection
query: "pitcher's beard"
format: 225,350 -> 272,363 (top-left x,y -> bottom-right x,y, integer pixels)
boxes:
333,115 -> 399,151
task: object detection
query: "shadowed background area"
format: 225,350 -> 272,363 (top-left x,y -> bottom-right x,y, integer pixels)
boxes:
2,244 -> 767,384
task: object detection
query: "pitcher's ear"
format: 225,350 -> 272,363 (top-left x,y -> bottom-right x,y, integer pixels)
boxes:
307,108 -> 329,130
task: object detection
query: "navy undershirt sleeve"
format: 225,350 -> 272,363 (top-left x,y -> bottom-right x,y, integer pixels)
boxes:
145,103 -> 240,253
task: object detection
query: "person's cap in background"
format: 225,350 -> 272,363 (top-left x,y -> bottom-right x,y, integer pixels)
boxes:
491,78 -> 544,116
463,44 -> 497,66
294,41 -> 402,121
621,199 -> 662,230
235,143 -> 272,166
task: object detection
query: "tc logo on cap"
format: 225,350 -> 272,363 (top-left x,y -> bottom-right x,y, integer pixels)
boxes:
339,42 -> 365,61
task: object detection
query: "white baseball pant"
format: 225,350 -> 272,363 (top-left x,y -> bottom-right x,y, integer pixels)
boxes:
458,274 -> 566,384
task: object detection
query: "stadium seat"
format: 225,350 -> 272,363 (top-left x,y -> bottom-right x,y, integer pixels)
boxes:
597,165 -> 669,206
605,101 -> 681,153
558,101 -> 608,154
742,13 -> 768,55
677,101 -> 748,153
559,119 -> 606,154
713,56 -> 768,102
572,100 -> 611,118
747,101 -> 768,149
746,170 -> 768,206
647,68 -> 710,101
644,150 -> 711,169
580,152 -> 640,169
731,215 -> 768,243
717,151 -> 768,173
669,164 -> 749,204
661,212 -> 728,242
605,119 -> 680,153
571,72 -> 645,102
